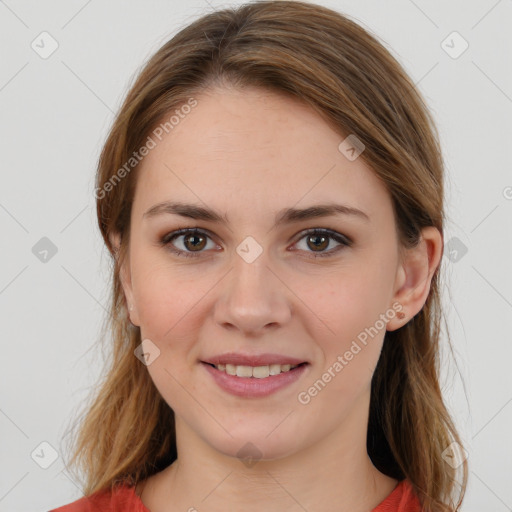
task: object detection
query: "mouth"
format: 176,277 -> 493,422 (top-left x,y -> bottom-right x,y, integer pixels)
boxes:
200,360 -> 310,398
203,361 -> 308,378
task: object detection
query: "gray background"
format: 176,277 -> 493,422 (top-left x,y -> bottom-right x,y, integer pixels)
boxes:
0,0 -> 511,510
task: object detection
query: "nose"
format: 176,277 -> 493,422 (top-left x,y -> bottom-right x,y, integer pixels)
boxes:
213,248 -> 292,336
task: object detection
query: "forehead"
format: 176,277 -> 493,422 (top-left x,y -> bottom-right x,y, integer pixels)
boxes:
132,86 -> 393,226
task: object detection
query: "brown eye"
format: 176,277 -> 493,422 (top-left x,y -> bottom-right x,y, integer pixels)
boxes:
293,228 -> 351,258
183,233 -> 207,251
306,233 -> 329,252
161,228 -> 218,258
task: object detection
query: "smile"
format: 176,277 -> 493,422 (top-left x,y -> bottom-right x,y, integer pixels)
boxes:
209,363 -> 302,378
201,362 -> 309,397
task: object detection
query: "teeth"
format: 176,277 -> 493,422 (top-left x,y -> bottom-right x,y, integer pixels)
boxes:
269,363 -> 281,375
253,366 -> 270,378
236,365 -> 253,378
214,363 -> 300,378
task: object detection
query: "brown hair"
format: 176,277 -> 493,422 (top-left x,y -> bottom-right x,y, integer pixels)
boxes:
61,1 -> 468,510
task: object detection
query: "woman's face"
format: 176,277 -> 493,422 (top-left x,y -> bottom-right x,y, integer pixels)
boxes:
120,85 -> 408,461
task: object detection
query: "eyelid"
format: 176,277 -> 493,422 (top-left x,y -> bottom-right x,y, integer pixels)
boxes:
292,227 -> 352,246
289,228 -> 352,258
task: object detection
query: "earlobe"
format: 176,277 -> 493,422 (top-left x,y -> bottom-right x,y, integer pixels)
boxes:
119,260 -> 134,306
109,232 -> 122,259
387,226 -> 443,331
120,261 -> 141,327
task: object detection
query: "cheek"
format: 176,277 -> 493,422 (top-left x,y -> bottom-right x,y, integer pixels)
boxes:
300,268 -> 389,336
132,255 -> 210,338
298,270 -> 390,384
134,269 -> 206,415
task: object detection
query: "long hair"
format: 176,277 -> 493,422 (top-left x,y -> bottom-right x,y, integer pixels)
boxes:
61,1 -> 468,510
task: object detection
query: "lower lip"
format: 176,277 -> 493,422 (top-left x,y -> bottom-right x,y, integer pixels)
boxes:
201,362 -> 309,398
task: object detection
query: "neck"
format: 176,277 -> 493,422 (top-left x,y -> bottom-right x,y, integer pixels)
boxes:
166,446 -> 397,512
139,389 -> 398,512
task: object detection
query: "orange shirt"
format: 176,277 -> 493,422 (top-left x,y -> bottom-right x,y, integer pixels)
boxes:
49,478 -> 422,511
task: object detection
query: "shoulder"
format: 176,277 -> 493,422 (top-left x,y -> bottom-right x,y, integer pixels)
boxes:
399,479 -> 422,511
372,479 -> 422,512
49,484 -> 149,512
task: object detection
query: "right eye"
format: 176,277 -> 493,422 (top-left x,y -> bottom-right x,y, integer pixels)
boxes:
160,228 -> 220,258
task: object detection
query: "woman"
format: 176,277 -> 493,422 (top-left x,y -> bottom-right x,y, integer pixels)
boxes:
51,1 -> 468,510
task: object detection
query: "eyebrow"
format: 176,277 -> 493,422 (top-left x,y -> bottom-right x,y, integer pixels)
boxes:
142,201 -> 370,225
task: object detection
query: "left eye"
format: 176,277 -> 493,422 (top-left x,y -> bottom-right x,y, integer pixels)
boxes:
160,228 -> 351,259
292,228 -> 351,257
161,229 -> 218,258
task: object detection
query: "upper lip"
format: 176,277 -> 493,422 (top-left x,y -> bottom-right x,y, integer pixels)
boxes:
202,353 -> 308,366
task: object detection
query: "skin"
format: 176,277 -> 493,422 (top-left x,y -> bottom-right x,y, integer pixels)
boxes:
112,85 -> 443,512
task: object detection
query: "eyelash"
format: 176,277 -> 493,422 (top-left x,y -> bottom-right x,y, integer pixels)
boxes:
159,227 -> 352,259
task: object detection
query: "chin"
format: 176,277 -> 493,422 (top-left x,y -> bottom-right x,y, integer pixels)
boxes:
203,426 -> 306,465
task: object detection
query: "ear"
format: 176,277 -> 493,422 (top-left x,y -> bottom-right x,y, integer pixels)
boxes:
386,226 -> 443,331
110,231 -> 140,327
